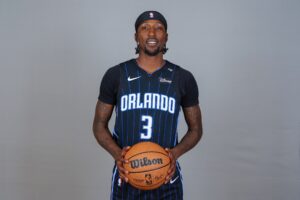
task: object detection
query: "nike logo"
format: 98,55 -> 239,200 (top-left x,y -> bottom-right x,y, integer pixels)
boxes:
127,76 -> 141,81
170,176 -> 179,184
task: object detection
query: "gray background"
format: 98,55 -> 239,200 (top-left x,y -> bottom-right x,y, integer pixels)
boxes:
1,0 -> 299,199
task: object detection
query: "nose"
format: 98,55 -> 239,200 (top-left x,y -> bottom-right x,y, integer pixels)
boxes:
148,27 -> 155,37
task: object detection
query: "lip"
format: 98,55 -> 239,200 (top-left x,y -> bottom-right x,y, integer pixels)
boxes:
146,38 -> 158,46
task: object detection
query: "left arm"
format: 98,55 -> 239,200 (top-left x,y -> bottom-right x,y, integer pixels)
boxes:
172,104 -> 202,159
165,104 -> 203,183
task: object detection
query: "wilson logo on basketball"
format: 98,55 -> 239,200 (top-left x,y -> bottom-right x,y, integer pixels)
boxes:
130,157 -> 163,169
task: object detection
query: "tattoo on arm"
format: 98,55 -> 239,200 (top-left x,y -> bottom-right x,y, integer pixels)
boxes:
93,100 -> 121,160
173,105 -> 202,159
183,105 -> 202,134
93,101 -> 113,128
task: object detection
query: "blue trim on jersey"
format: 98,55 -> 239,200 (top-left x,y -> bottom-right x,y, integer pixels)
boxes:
143,81 -> 151,142
124,63 -> 130,146
174,110 -> 181,147
177,162 -> 183,182
120,88 -> 125,147
162,67 -> 176,147
137,69 -> 142,145
168,92 -> 176,148
170,92 -> 180,147
112,130 -> 119,139
125,63 -> 138,146
110,166 -> 118,200
152,72 -> 162,143
177,162 -> 184,198
156,71 -> 165,145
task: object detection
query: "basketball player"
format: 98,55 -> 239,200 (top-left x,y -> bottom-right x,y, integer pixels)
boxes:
93,11 -> 202,199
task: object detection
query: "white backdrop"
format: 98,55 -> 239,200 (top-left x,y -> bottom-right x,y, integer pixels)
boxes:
1,0 -> 299,199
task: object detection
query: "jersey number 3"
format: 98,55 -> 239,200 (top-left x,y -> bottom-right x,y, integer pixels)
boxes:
140,115 -> 152,139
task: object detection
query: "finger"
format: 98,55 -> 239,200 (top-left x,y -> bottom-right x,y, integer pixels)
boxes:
167,161 -> 176,173
168,165 -> 175,175
165,168 -> 175,183
117,166 -> 129,183
117,164 -> 129,175
122,146 -> 131,155
169,169 -> 175,177
124,146 -> 131,151
165,168 -> 176,184
167,167 -> 175,177
119,172 -> 128,182
120,157 -> 129,164
121,146 -> 131,163
165,148 -> 170,154
118,173 -> 129,183
116,161 -> 129,175
165,148 -> 175,161
164,174 -> 172,184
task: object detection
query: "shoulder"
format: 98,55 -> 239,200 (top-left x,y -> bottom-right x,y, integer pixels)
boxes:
104,63 -> 121,75
166,60 -> 195,80
103,59 -> 134,76
167,62 -> 199,107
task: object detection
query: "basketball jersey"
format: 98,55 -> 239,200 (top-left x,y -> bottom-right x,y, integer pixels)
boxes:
99,59 -> 199,149
98,59 -> 199,200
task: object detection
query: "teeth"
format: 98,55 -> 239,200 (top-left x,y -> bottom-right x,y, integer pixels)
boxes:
147,39 -> 158,44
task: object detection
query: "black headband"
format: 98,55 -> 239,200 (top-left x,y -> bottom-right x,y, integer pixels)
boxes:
135,11 -> 167,31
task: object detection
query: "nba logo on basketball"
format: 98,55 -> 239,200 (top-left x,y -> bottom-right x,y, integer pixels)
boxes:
145,174 -> 152,185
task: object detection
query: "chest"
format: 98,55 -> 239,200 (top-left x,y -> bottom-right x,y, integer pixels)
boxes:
119,67 -> 177,95
116,66 -> 181,113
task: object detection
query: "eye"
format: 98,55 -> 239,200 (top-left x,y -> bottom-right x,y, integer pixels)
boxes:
140,24 -> 150,31
155,24 -> 165,32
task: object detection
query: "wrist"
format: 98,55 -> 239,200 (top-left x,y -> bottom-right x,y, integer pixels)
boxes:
112,148 -> 122,161
170,148 -> 181,160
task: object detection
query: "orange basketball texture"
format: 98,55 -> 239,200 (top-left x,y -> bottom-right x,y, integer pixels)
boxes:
124,142 -> 170,190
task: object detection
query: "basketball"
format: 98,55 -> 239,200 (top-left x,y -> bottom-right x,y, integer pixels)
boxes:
124,141 -> 170,190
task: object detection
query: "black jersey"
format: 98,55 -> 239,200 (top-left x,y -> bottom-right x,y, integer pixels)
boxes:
98,59 -> 199,200
99,59 -> 199,149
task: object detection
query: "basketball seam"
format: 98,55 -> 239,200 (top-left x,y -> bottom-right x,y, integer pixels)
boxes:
130,178 -> 165,189
126,151 -> 168,160
128,163 -> 170,174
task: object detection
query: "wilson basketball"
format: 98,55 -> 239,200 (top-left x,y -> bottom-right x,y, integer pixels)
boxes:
124,141 -> 170,190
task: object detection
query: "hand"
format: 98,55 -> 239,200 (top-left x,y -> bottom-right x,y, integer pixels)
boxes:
116,146 -> 130,183
164,148 -> 176,184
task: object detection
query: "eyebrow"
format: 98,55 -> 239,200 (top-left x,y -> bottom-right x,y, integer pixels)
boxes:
141,22 -> 163,26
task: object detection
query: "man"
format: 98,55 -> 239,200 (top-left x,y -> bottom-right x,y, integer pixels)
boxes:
93,11 -> 202,200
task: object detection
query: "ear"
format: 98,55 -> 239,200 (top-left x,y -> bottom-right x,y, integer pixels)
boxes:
165,33 -> 168,43
134,33 -> 138,42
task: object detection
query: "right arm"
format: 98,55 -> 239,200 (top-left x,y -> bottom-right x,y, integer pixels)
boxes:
92,100 -> 129,181
92,100 -> 121,160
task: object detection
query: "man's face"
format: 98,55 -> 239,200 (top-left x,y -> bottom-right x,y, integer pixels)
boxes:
135,20 -> 168,56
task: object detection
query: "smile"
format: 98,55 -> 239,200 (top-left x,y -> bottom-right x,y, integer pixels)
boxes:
146,39 -> 158,46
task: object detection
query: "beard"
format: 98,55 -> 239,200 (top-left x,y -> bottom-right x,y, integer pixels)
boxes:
144,46 -> 161,56
135,43 -> 168,56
